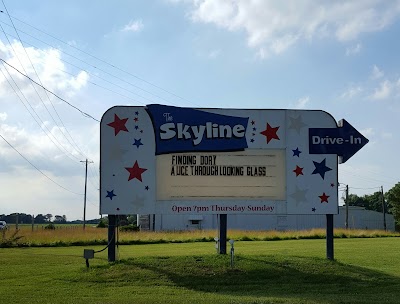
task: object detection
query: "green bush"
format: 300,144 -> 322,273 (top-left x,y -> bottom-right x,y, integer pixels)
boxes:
97,219 -> 108,228
119,224 -> 140,232
44,223 -> 56,230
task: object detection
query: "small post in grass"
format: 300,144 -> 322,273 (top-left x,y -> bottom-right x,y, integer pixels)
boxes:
84,249 -> 94,268
229,239 -> 235,267
214,237 -> 219,253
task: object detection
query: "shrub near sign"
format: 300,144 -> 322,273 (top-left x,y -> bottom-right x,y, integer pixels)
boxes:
100,104 -> 369,216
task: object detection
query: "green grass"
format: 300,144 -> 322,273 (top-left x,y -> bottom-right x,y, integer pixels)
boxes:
1,238 -> 400,303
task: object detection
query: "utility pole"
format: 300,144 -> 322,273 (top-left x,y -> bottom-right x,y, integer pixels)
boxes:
80,159 -> 93,230
345,184 -> 349,229
381,186 -> 386,231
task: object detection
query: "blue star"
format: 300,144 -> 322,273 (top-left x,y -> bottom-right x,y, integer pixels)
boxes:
312,158 -> 332,180
312,207 -> 316,212
134,125 -> 139,130
145,186 -> 149,191
106,190 -> 116,200
135,111 -> 139,115
133,138 -> 143,148
253,127 -> 257,131
292,147 -> 302,157
250,139 -> 255,143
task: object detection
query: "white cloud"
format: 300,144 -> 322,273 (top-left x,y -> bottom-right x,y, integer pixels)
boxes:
67,40 -> 78,47
0,40 -> 89,99
294,96 -> 310,109
341,86 -> 363,99
270,34 -> 299,55
255,47 -> 268,60
381,132 -> 393,139
208,49 -> 221,58
370,79 -> 392,100
371,65 -> 384,79
0,112 -> 7,121
360,127 -> 375,138
121,19 -> 144,32
176,0 -> 400,56
345,43 -> 362,56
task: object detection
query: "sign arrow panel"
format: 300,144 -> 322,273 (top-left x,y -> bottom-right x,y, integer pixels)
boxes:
309,119 -> 369,163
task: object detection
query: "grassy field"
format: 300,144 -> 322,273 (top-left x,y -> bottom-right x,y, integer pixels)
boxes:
2,225 -> 399,247
1,238 -> 399,303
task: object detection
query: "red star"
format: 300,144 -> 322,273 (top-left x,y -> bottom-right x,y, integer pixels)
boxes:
125,161 -> 147,182
293,165 -> 304,177
319,192 -> 330,203
134,117 -> 139,122
107,114 -> 128,136
260,123 -> 280,143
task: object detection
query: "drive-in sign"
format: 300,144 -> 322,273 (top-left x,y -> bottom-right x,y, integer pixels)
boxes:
100,105 -> 368,216
309,119 -> 369,163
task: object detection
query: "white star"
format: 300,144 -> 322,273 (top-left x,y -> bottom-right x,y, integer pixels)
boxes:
130,195 -> 145,208
107,145 -> 128,161
290,186 -> 308,205
288,116 -> 307,134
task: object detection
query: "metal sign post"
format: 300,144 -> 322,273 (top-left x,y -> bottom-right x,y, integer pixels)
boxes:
108,215 -> 116,262
218,214 -> 227,254
326,214 -> 334,260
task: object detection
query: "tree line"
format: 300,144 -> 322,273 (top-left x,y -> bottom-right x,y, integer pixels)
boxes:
345,182 -> 400,225
0,213 -> 103,225
0,213 -> 69,224
1,183 -> 399,226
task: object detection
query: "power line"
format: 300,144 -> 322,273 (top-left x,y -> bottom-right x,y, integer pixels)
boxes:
0,28 -> 148,105
0,59 -> 100,122
0,24 -> 85,162
340,167 -> 396,186
0,132 -> 83,195
0,20 -> 170,105
0,63 -> 82,164
0,12 -> 202,107
2,12 -> 196,104
343,164 -> 399,183
349,186 -> 381,190
1,0 -> 89,160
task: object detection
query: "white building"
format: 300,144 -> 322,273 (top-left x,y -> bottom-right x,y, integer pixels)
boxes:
139,206 -> 395,231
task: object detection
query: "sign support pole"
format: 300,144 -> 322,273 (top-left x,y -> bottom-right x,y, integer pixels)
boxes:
108,215 -> 116,262
326,214 -> 334,260
218,214 -> 227,254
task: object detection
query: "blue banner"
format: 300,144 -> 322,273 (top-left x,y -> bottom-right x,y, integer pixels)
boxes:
147,104 -> 249,155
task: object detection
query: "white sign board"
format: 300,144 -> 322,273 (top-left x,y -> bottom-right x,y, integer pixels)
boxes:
157,150 -> 286,201
100,105 -> 339,215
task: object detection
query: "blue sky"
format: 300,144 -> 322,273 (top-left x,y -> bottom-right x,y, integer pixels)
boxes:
0,0 -> 399,221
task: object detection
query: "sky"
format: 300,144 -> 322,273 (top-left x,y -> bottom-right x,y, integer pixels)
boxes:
0,0 -> 399,221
